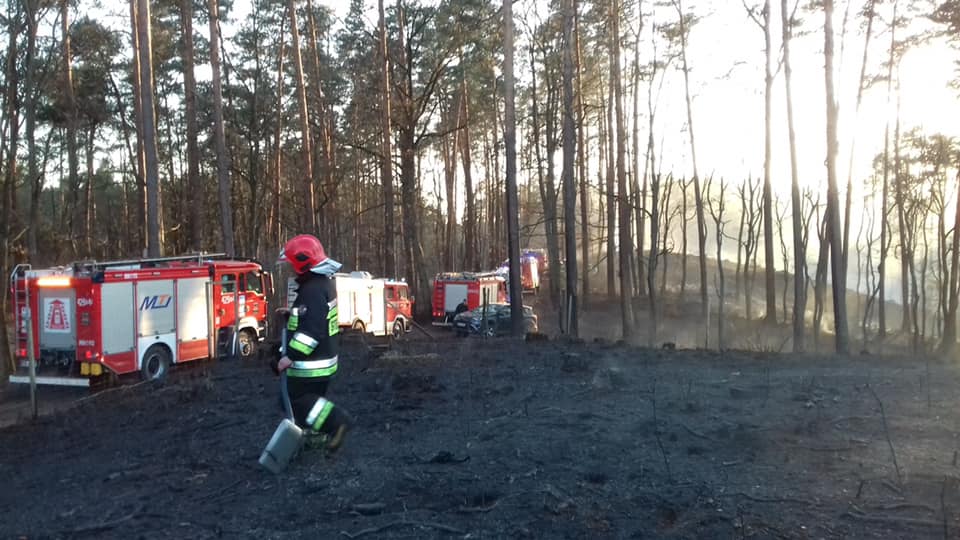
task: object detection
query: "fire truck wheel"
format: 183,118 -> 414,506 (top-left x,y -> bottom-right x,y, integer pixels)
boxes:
392,321 -> 404,339
238,329 -> 258,359
140,345 -> 171,382
352,320 -> 366,332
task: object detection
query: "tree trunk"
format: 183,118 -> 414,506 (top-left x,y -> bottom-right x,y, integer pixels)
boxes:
503,0 -> 523,335
180,0 -> 203,251
842,0 -> 877,284
270,33 -> 285,249
824,0 -> 848,353
128,0 -> 146,255
680,180 -> 688,293
208,0 -> 234,256
62,0 -> 82,254
782,0 -> 806,350
894,94 -> 910,334
84,124 -> 96,254
760,0 -> 777,324
288,0 -> 315,232
460,75 -> 478,271
941,166 -> 960,351
675,0 -> 708,318
441,102 -> 458,270
378,0 -> 395,277
25,0 -> 40,256
136,0 -> 162,257
611,0 -> 634,336
394,0 -> 431,316
3,4 -> 21,252
562,0 -> 579,337
646,42 -> 660,344
605,72 -> 615,298
878,1 -> 898,339
631,6 -> 645,299
576,6 -> 590,298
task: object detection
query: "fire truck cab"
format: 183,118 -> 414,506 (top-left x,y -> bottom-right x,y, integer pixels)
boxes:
431,271 -> 507,325
9,254 -> 273,387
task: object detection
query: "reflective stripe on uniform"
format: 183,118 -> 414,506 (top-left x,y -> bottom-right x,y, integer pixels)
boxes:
291,355 -> 337,370
306,397 -> 334,430
287,314 -> 299,331
327,299 -> 338,309
289,332 -> 318,355
286,364 -> 338,378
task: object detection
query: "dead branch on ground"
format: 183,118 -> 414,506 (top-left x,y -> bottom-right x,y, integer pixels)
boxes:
867,384 -> 902,484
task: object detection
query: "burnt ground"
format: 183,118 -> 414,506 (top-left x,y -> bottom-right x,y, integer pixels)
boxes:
2,334 -> 960,539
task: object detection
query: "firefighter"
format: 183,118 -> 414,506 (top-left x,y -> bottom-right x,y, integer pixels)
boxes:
272,234 -> 350,451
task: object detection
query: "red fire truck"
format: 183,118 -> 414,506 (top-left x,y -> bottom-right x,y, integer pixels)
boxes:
431,271 -> 507,325
285,271 -> 414,338
9,254 -> 273,387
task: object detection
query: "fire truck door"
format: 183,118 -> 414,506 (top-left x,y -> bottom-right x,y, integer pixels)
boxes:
241,271 -> 265,320
176,277 -> 210,361
137,279 -> 177,364
37,287 -> 77,353
101,282 -> 135,372
217,273 -> 238,327
444,284 -> 468,314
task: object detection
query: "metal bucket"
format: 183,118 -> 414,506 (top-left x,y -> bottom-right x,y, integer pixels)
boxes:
259,416 -> 303,474
260,329 -> 303,474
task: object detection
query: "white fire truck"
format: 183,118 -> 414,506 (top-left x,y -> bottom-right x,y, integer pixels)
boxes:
286,271 -> 414,338
9,254 -> 274,387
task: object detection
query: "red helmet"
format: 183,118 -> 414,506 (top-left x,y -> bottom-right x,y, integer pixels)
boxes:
279,234 -> 327,275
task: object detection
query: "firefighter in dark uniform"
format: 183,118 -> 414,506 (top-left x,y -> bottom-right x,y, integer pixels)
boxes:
273,234 -> 349,451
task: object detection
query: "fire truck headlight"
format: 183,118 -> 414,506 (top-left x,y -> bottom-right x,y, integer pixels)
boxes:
90,363 -> 103,376
80,363 -> 90,375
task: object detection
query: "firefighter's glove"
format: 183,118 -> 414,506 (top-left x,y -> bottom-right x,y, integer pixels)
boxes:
277,356 -> 292,373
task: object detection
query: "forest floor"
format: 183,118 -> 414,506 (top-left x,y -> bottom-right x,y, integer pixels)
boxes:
2,324 -> 960,539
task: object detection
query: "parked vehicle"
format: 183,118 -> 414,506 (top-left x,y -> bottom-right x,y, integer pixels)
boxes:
9,254 -> 273,386
431,271 -> 506,325
286,271 -> 414,338
453,303 -> 539,337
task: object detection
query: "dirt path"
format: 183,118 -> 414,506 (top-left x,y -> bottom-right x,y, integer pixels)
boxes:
1,337 -> 959,539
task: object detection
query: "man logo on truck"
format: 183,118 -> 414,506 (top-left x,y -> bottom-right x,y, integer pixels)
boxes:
140,295 -> 172,311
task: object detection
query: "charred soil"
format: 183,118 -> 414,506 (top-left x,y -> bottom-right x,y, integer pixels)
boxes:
2,336 -> 960,539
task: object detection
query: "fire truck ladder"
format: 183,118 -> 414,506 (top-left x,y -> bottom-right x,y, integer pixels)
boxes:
74,252 -> 228,271
9,264 -> 31,370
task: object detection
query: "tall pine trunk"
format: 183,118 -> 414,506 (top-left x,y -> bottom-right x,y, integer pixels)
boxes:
562,0 -> 579,336
136,0 -> 162,257
288,0 -> 315,232
460,75 -> 478,271
503,0 -> 524,335
760,0 -> 777,324
675,0 -> 708,318
180,0 -> 202,251
824,0 -> 849,353
25,0 -> 40,256
611,0 -> 634,336
878,1 -> 898,338
378,0 -> 395,277
62,0 -> 81,254
782,0 -> 805,350
209,0 -> 234,255
576,6 -> 590,298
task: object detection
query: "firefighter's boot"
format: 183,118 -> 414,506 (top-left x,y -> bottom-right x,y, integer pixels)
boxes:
324,408 -> 352,453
